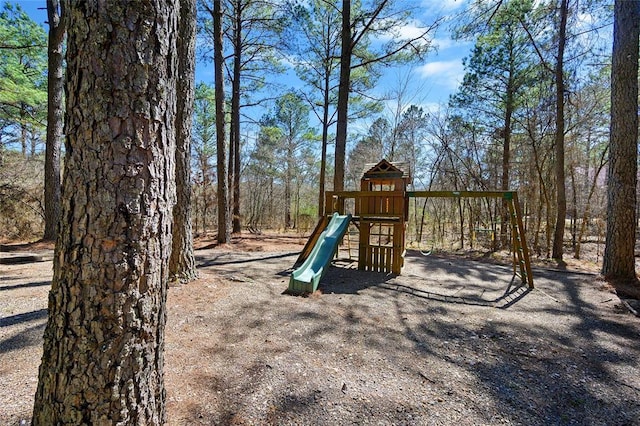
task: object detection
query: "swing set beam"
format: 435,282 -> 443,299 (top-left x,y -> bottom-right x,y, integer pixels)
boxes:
407,190 -> 515,199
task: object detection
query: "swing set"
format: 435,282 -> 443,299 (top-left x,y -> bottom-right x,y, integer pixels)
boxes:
295,159 -> 534,288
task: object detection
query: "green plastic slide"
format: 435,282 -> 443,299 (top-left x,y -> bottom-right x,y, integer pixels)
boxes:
288,212 -> 352,294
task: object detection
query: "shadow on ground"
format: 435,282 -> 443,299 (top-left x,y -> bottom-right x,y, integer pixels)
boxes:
169,249 -> 640,425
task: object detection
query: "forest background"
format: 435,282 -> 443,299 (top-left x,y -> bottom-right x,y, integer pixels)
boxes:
0,0 -> 628,266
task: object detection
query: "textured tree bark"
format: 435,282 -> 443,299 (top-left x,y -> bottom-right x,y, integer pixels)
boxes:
575,139 -> 607,259
214,0 -> 231,243
500,68 -> 514,249
231,0 -> 242,234
333,0 -> 351,192
551,0 -> 568,260
602,0 -> 640,294
170,0 -> 198,283
318,74 -> 330,216
43,0 -> 64,241
232,127 -> 241,232
32,1 -> 177,424
285,144 -> 293,228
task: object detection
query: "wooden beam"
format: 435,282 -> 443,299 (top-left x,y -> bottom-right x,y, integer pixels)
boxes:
407,190 -> 516,199
328,190 -> 404,198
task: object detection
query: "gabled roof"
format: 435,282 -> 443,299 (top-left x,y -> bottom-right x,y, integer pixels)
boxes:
362,159 -> 410,180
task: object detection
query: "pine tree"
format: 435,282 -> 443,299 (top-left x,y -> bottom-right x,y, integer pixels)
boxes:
602,0 -> 640,298
32,2 -> 178,422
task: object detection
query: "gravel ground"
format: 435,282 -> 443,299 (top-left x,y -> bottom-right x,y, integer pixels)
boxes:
1,242 -> 640,425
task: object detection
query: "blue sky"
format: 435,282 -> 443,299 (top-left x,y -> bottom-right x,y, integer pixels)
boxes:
377,0 -> 472,106
13,0 -> 471,137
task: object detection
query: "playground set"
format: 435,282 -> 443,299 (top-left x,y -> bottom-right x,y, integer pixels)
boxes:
288,159 -> 534,294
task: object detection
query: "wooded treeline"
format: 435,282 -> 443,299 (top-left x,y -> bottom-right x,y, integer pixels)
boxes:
0,0 -> 636,265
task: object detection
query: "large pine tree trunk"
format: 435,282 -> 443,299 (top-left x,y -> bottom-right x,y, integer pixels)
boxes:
43,0 -> 64,241
602,0 -> 640,295
32,2 -> 177,423
214,0 -> 231,243
170,0 -> 198,283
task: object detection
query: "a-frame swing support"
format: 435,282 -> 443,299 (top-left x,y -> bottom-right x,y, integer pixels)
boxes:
407,190 -> 534,288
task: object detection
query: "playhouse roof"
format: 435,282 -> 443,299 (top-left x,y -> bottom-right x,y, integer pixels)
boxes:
362,159 -> 411,180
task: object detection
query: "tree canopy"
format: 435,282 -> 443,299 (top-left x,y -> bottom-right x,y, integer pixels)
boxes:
0,3 -> 47,156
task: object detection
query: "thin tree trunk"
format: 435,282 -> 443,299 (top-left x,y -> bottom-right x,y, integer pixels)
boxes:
500,88 -> 513,249
30,133 -> 37,157
228,123 -> 236,229
295,180 -> 301,230
43,0 -> 64,241
333,0 -> 351,192
575,156 -> 607,259
285,148 -> 293,228
467,200 -> 474,250
458,198 -> 464,250
193,185 -> 200,235
500,35 -> 517,248
214,0 -> 230,244
20,110 -> 27,157
230,1 -> 242,233
528,125 -> 553,257
552,0 -> 568,260
202,161 -> 210,231
570,165 -> 577,250
232,131 -> 241,232
318,73 -> 331,217
32,2 -> 177,422
170,0 -> 198,283
534,186 -> 543,255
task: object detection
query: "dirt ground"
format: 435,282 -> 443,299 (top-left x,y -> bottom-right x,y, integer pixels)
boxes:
1,233 -> 639,425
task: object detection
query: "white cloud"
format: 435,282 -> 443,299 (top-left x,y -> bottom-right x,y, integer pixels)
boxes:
420,0 -> 468,14
417,59 -> 465,90
438,0 -> 466,11
396,21 -> 429,39
373,19 -> 433,42
431,37 -> 456,50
